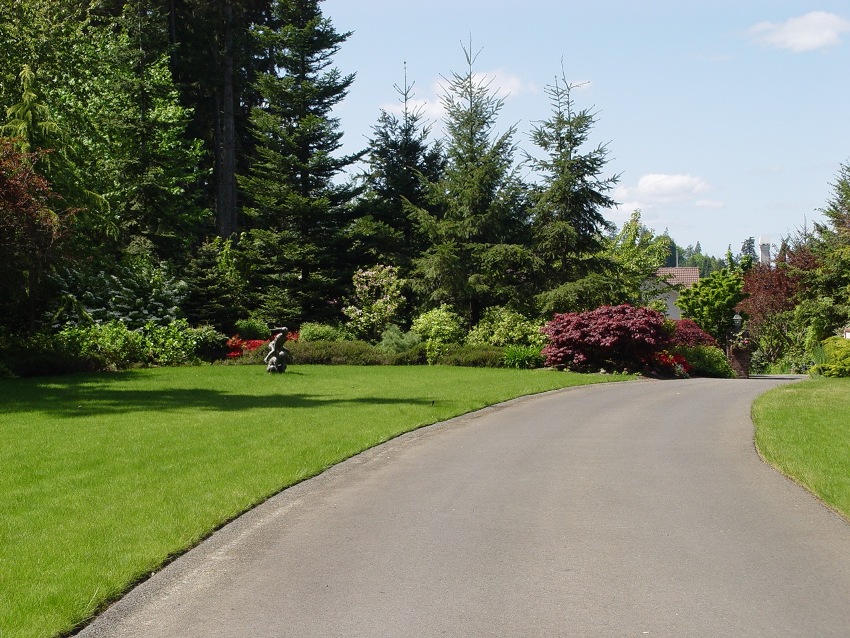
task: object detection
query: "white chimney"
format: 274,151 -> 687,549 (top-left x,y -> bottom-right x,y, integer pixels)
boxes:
758,236 -> 771,266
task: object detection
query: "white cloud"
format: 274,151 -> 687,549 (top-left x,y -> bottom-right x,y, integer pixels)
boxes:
695,199 -> 725,209
476,69 -> 539,100
749,12 -> 850,52
378,96 -> 444,125
616,173 -> 710,207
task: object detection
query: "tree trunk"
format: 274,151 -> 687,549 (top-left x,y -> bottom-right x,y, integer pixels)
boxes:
215,0 -> 237,238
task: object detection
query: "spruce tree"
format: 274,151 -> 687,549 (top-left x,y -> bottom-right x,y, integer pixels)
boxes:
526,71 -> 618,314
240,0 -> 362,323
409,44 -> 534,324
349,69 -> 445,272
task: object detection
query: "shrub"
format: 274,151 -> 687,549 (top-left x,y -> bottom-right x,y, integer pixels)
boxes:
503,345 -> 545,369
298,322 -> 351,342
233,317 -> 270,340
1,332 -> 89,377
377,324 -> 421,354
49,259 -> 187,330
466,307 -> 546,348
185,325 -> 229,361
813,337 -> 850,377
342,265 -> 406,341
437,344 -> 505,368
288,340 -> 389,365
141,320 -> 200,366
387,343 -> 428,366
541,304 -> 670,373
412,305 -> 465,365
56,321 -> 146,371
669,318 -> 716,347
671,345 -> 735,378
653,350 -> 692,378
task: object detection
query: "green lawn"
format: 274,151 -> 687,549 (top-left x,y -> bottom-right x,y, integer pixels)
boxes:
753,377 -> 850,521
0,364 -> 628,638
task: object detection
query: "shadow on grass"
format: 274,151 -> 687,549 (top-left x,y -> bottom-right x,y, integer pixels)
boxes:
0,373 -> 435,419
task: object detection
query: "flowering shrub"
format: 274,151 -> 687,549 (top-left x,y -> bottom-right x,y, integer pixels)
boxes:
225,335 -> 270,359
653,350 -> 692,378
343,265 -> 406,341
541,304 -> 670,373
670,318 -> 716,347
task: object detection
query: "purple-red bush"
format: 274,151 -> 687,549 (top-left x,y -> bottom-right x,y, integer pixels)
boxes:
541,304 -> 670,373
670,318 -> 716,347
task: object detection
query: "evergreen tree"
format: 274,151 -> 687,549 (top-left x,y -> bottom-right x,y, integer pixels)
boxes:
239,0 -> 362,324
348,68 -> 445,272
526,71 -> 618,315
409,44 -> 534,324
182,237 -> 247,332
166,0 -> 273,239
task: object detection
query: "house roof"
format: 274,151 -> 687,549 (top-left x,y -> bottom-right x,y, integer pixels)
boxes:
657,267 -> 700,288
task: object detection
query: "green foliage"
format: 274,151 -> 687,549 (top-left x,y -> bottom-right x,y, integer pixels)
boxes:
675,266 -> 746,344
671,345 -> 735,378
411,305 -> 465,364
50,258 -> 187,330
350,75 -> 445,271
606,210 -> 673,307
466,307 -> 546,348
141,320 -> 201,367
343,265 -> 406,341
239,0 -> 360,321
233,317 -> 270,341
57,321 -> 146,371
288,340 -> 389,365
437,344 -> 505,368
503,344 -> 545,369
377,324 -> 421,354
528,72 -> 618,313
813,337 -> 850,377
408,43 -> 532,324
185,325 -> 229,362
182,237 -> 248,333
298,322 -> 351,343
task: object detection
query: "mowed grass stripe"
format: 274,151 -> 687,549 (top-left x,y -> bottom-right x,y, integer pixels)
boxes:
0,365 -> 627,638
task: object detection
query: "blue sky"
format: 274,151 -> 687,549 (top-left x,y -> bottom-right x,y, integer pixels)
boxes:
322,0 -> 850,257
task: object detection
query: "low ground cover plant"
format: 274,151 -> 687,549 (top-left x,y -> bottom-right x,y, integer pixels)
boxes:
0,365 -> 631,638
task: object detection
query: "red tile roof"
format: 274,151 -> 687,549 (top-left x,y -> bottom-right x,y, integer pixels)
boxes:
657,267 -> 700,288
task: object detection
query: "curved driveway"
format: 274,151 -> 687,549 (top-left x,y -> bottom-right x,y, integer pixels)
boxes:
80,377 -> 850,637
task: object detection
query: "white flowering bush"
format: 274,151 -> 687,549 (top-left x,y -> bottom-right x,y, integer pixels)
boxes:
343,265 -> 406,341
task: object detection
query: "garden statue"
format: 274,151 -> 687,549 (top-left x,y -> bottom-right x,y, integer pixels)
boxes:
265,327 -> 291,373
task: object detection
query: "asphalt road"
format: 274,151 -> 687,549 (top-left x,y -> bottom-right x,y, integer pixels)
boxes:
79,376 -> 850,637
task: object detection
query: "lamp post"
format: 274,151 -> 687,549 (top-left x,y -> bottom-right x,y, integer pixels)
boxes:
732,313 -> 742,333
